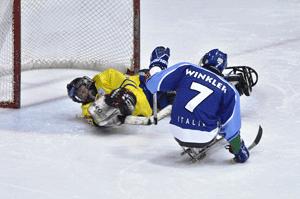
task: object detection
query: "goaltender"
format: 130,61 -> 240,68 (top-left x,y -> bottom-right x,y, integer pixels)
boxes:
67,46 -> 173,127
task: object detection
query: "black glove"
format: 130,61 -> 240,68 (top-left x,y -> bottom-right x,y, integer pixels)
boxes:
105,87 -> 137,116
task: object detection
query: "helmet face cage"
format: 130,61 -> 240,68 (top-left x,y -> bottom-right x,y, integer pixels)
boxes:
67,76 -> 94,103
200,49 -> 227,73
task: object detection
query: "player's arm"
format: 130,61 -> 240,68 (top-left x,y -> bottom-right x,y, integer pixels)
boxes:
219,86 -> 249,163
87,82 -> 138,126
93,68 -> 130,94
219,89 -> 241,142
146,62 -> 192,94
104,86 -> 137,117
84,69 -> 137,126
79,102 -> 96,125
148,46 -> 170,76
94,68 -> 139,116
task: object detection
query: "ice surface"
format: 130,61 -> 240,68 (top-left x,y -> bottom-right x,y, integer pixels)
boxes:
1,0 -> 300,198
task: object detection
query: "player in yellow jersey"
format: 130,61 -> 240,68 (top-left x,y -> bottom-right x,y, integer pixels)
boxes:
67,46 -> 173,127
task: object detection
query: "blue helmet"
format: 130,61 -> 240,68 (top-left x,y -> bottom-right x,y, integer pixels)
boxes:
200,49 -> 227,73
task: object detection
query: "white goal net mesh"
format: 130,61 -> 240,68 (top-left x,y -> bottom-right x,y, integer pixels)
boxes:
0,0 -> 14,103
0,0 -> 139,107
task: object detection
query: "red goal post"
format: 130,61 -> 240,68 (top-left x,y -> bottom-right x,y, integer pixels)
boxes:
0,0 -> 140,108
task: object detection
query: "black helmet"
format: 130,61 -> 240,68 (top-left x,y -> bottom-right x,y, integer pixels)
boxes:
67,76 -> 96,104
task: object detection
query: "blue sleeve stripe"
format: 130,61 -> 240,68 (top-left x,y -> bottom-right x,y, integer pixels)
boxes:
157,66 -> 180,90
146,72 -> 164,93
222,94 -> 241,141
221,76 -> 241,127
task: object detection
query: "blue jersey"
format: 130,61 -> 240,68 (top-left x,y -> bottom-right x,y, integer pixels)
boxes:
146,62 -> 241,141
139,75 -> 171,110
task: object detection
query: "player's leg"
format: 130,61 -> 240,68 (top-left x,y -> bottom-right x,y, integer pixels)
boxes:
170,125 -> 218,147
168,125 -> 219,160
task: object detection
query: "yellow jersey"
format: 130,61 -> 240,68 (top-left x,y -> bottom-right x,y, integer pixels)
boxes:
81,68 -> 152,119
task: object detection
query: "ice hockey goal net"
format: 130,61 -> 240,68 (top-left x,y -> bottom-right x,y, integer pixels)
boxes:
0,0 -> 140,108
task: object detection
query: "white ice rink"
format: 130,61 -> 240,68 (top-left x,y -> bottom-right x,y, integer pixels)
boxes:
1,0 -> 300,198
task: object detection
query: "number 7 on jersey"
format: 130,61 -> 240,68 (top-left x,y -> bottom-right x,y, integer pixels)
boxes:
185,82 -> 213,112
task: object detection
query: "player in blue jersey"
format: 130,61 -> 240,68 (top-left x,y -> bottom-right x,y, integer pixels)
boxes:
146,49 -> 249,163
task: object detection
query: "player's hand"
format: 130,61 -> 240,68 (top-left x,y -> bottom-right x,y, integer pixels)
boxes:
149,46 -> 170,71
105,87 -> 137,116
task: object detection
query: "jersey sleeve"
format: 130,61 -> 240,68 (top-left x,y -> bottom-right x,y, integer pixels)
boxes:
127,75 -> 153,117
219,87 -> 241,141
81,102 -> 92,119
146,62 -> 191,94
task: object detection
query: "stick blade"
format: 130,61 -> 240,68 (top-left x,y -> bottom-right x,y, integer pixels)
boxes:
254,125 -> 263,145
248,125 -> 263,150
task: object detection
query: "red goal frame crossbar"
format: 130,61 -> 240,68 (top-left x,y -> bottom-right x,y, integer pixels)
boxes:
0,0 -> 140,109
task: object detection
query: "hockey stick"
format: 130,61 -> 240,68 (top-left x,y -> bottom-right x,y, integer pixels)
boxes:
153,93 -> 158,125
124,105 -> 172,125
247,125 -> 263,150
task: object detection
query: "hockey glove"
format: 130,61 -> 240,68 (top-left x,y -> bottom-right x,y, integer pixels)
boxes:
105,87 -> 137,116
88,96 -> 122,127
226,135 -> 250,163
149,46 -> 170,76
